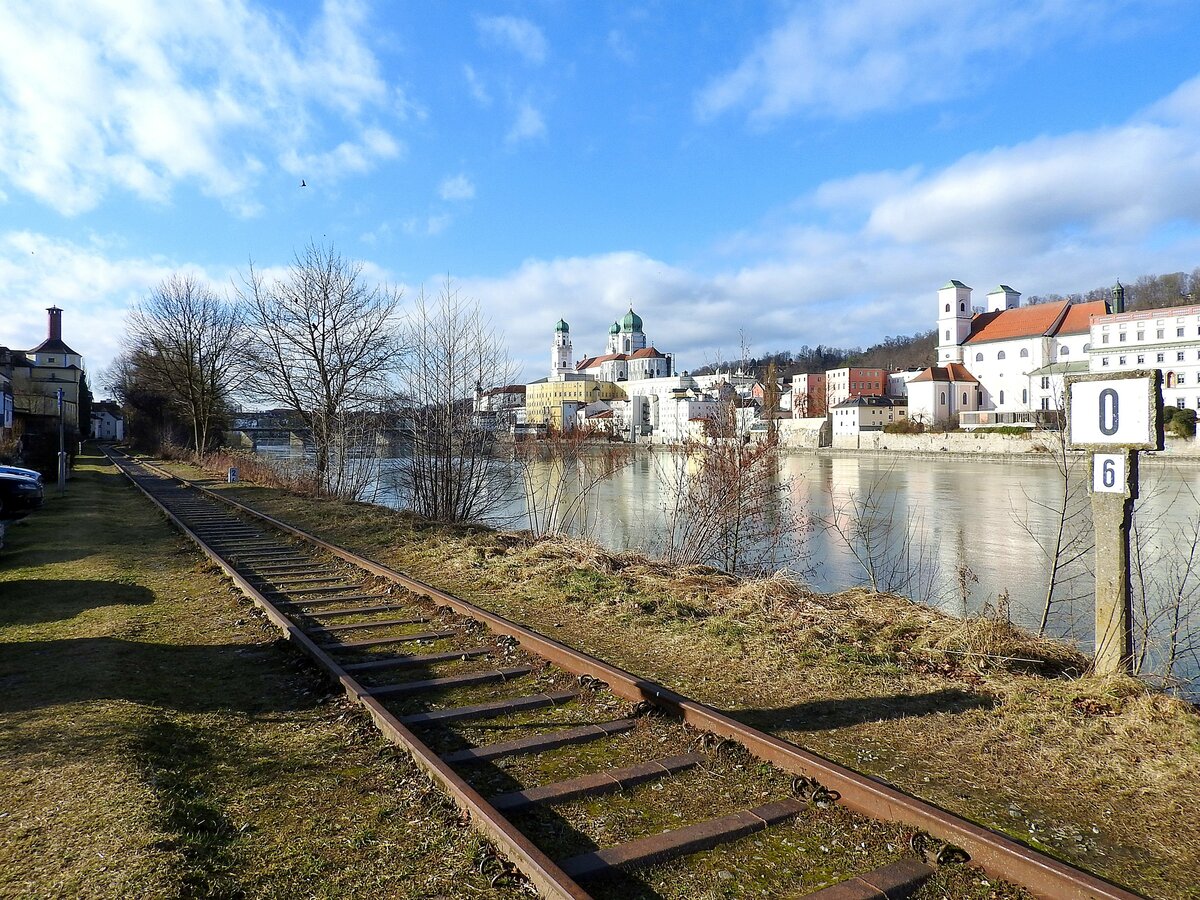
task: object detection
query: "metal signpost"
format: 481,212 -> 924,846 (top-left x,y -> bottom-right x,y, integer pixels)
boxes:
1064,370 -> 1163,675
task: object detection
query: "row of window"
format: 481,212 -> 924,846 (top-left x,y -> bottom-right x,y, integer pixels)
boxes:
1100,350 -> 1196,367
1100,325 -> 1199,343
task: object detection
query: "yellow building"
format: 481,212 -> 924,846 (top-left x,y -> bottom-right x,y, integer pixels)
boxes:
13,307 -> 85,434
524,377 -> 624,430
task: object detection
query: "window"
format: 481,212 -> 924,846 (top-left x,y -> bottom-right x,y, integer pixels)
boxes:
1157,329 -> 1165,339
1102,334 -> 1110,344
48,357 -> 55,363
960,302 -> 966,312
940,391 -> 946,405
1179,398 -> 1187,409
1182,373 -> 1188,385
1158,353 -> 1165,363
1061,347 -> 1069,356
1041,376 -> 1050,389
1179,352 -> 1186,362
962,392 -> 968,405
1019,348 -> 1029,358
997,351 -> 1006,360
945,330 -> 950,341
1137,355 -> 1145,364
1102,358 -> 1110,366
1179,327 -> 1186,337
1119,332 -> 1127,342
975,352 -> 983,362
1137,332 -> 1144,341
944,303 -> 950,312
1119,356 -> 1126,365
999,390 -> 1005,404
1167,372 -> 1177,388
1041,398 -> 1050,410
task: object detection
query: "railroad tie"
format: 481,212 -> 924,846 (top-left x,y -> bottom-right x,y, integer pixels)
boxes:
339,647 -> 491,671
308,616 -> 433,634
440,718 -> 637,765
796,858 -> 935,899
489,753 -> 704,812
399,691 -> 579,726
558,797 -> 805,880
366,666 -> 533,696
318,628 -> 456,650
278,593 -> 384,608
305,603 -> 420,618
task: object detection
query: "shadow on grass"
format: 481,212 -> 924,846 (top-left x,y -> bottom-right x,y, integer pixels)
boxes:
0,636 -> 324,718
0,579 -> 154,627
730,688 -> 996,734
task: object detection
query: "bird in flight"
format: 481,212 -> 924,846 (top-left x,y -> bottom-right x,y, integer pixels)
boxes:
300,179 -> 307,187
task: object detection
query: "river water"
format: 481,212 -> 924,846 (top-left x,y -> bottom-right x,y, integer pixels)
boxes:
268,444 -> 1200,691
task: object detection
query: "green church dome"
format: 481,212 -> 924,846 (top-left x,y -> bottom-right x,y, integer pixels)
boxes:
554,318 -> 569,333
609,321 -> 620,335
621,307 -> 643,332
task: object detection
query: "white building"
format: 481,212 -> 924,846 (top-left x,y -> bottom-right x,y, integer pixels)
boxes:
1087,291 -> 1200,412
831,395 -> 905,436
914,280 -> 1107,426
575,308 -> 673,382
90,401 -> 125,441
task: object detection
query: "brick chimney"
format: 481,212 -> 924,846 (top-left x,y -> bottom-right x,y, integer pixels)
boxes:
47,306 -> 63,342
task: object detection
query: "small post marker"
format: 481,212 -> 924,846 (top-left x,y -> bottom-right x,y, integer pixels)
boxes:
1065,371 -> 1163,676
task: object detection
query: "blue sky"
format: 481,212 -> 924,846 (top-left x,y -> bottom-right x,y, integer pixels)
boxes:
3,0 -> 1200,387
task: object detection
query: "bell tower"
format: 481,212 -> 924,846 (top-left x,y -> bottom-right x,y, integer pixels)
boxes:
551,318 -> 573,378
937,280 -> 973,364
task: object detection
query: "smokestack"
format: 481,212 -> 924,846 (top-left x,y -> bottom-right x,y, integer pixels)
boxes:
47,306 -> 62,342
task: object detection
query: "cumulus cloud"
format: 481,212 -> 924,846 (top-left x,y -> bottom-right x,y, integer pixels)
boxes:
506,101 -> 547,145
696,0 -> 1101,122
0,0 -> 404,215
475,15 -> 547,65
439,174 -> 476,201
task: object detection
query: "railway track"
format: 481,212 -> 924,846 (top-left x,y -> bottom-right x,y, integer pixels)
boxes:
109,450 -> 1143,900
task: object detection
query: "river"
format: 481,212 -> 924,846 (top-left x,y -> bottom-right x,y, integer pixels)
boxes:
265,444 -> 1200,692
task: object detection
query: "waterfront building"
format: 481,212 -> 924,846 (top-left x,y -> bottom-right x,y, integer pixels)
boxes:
911,280 -> 1106,426
1087,284 -> 1200,411
830,395 -> 906,436
523,376 -> 625,431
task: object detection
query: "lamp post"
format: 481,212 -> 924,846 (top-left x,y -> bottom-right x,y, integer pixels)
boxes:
57,387 -> 66,495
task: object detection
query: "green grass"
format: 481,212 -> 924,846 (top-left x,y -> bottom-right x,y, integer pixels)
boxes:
0,449 -> 525,899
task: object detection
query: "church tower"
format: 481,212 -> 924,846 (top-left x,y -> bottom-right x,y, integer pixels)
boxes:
551,318 -> 573,378
617,306 -> 647,354
937,280 -> 973,364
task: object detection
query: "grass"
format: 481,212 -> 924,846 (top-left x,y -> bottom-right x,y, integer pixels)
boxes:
0,449 -> 527,899
162,456 -> 1200,900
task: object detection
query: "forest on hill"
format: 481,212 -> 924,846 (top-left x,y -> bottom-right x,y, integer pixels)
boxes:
695,268 -> 1200,381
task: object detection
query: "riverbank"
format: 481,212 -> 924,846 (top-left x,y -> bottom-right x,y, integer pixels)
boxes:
164,455 -> 1200,900
0,449 -> 526,899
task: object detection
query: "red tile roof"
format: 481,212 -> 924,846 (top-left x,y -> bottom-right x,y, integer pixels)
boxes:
962,300 -> 1106,344
629,346 -> 666,359
576,353 -> 627,370
909,363 -> 980,384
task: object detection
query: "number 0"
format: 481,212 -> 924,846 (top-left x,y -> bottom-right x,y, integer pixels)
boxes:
1102,458 -> 1116,488
1099,388 -> 1119,436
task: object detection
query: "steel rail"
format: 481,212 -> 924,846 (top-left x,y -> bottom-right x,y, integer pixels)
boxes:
113,451 -> 1144,900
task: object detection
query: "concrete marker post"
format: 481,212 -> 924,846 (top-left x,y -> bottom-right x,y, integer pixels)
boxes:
1065,370 -> 1162,677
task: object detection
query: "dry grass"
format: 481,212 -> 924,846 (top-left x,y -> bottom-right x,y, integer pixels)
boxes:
161,459 -> 1200,900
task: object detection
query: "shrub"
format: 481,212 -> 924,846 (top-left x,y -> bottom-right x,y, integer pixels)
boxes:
883,419 -> 925,434
1164,406 -> 1196,438
971,426 -> 1031,437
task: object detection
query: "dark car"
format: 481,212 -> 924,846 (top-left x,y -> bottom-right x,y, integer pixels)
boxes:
0,471 -> 43,520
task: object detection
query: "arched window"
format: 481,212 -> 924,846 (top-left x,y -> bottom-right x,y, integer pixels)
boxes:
940,391 -> 946,405
1083,343 -> 1091,352
999,390 -> 1005,404
944,330 -> 950,341
997,351 -> 1006,360
1022,389 -> 1028,403
975,352 -> 983,362
1019,348 -> 1029,358
960,302 -> 966,312
944,303 -> 950,312
1167,372 -> 1178,388
962,391 -> 968,405
1061,346 -> 1070,356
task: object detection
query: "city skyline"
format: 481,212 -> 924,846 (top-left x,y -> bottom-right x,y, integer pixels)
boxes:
3,1 -> 1200,383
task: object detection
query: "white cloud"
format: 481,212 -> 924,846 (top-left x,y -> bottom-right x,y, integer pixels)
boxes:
696,0 -> 1101,122
0,0 -> 404,215
463,64 -> 492,106
475,15 -> 547,65
439,174 -> 476,201
506,101 -> 546,145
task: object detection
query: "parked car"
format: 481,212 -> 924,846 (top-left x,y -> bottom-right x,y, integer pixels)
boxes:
0,471 -> 43,520
0,464 -> 43,484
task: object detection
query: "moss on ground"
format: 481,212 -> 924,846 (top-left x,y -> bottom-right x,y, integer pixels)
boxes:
0,450 -> 527,899
167,460 -> 1200,900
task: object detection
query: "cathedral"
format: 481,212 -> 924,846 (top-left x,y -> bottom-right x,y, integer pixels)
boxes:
553,307 -> 673,382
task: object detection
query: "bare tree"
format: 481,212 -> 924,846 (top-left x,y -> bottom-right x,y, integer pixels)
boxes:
655,439 -> 805,576
124,274 -> 249,456
514,428 -> 632,537
394,279 -> 518,524
239,243 -> 403,497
